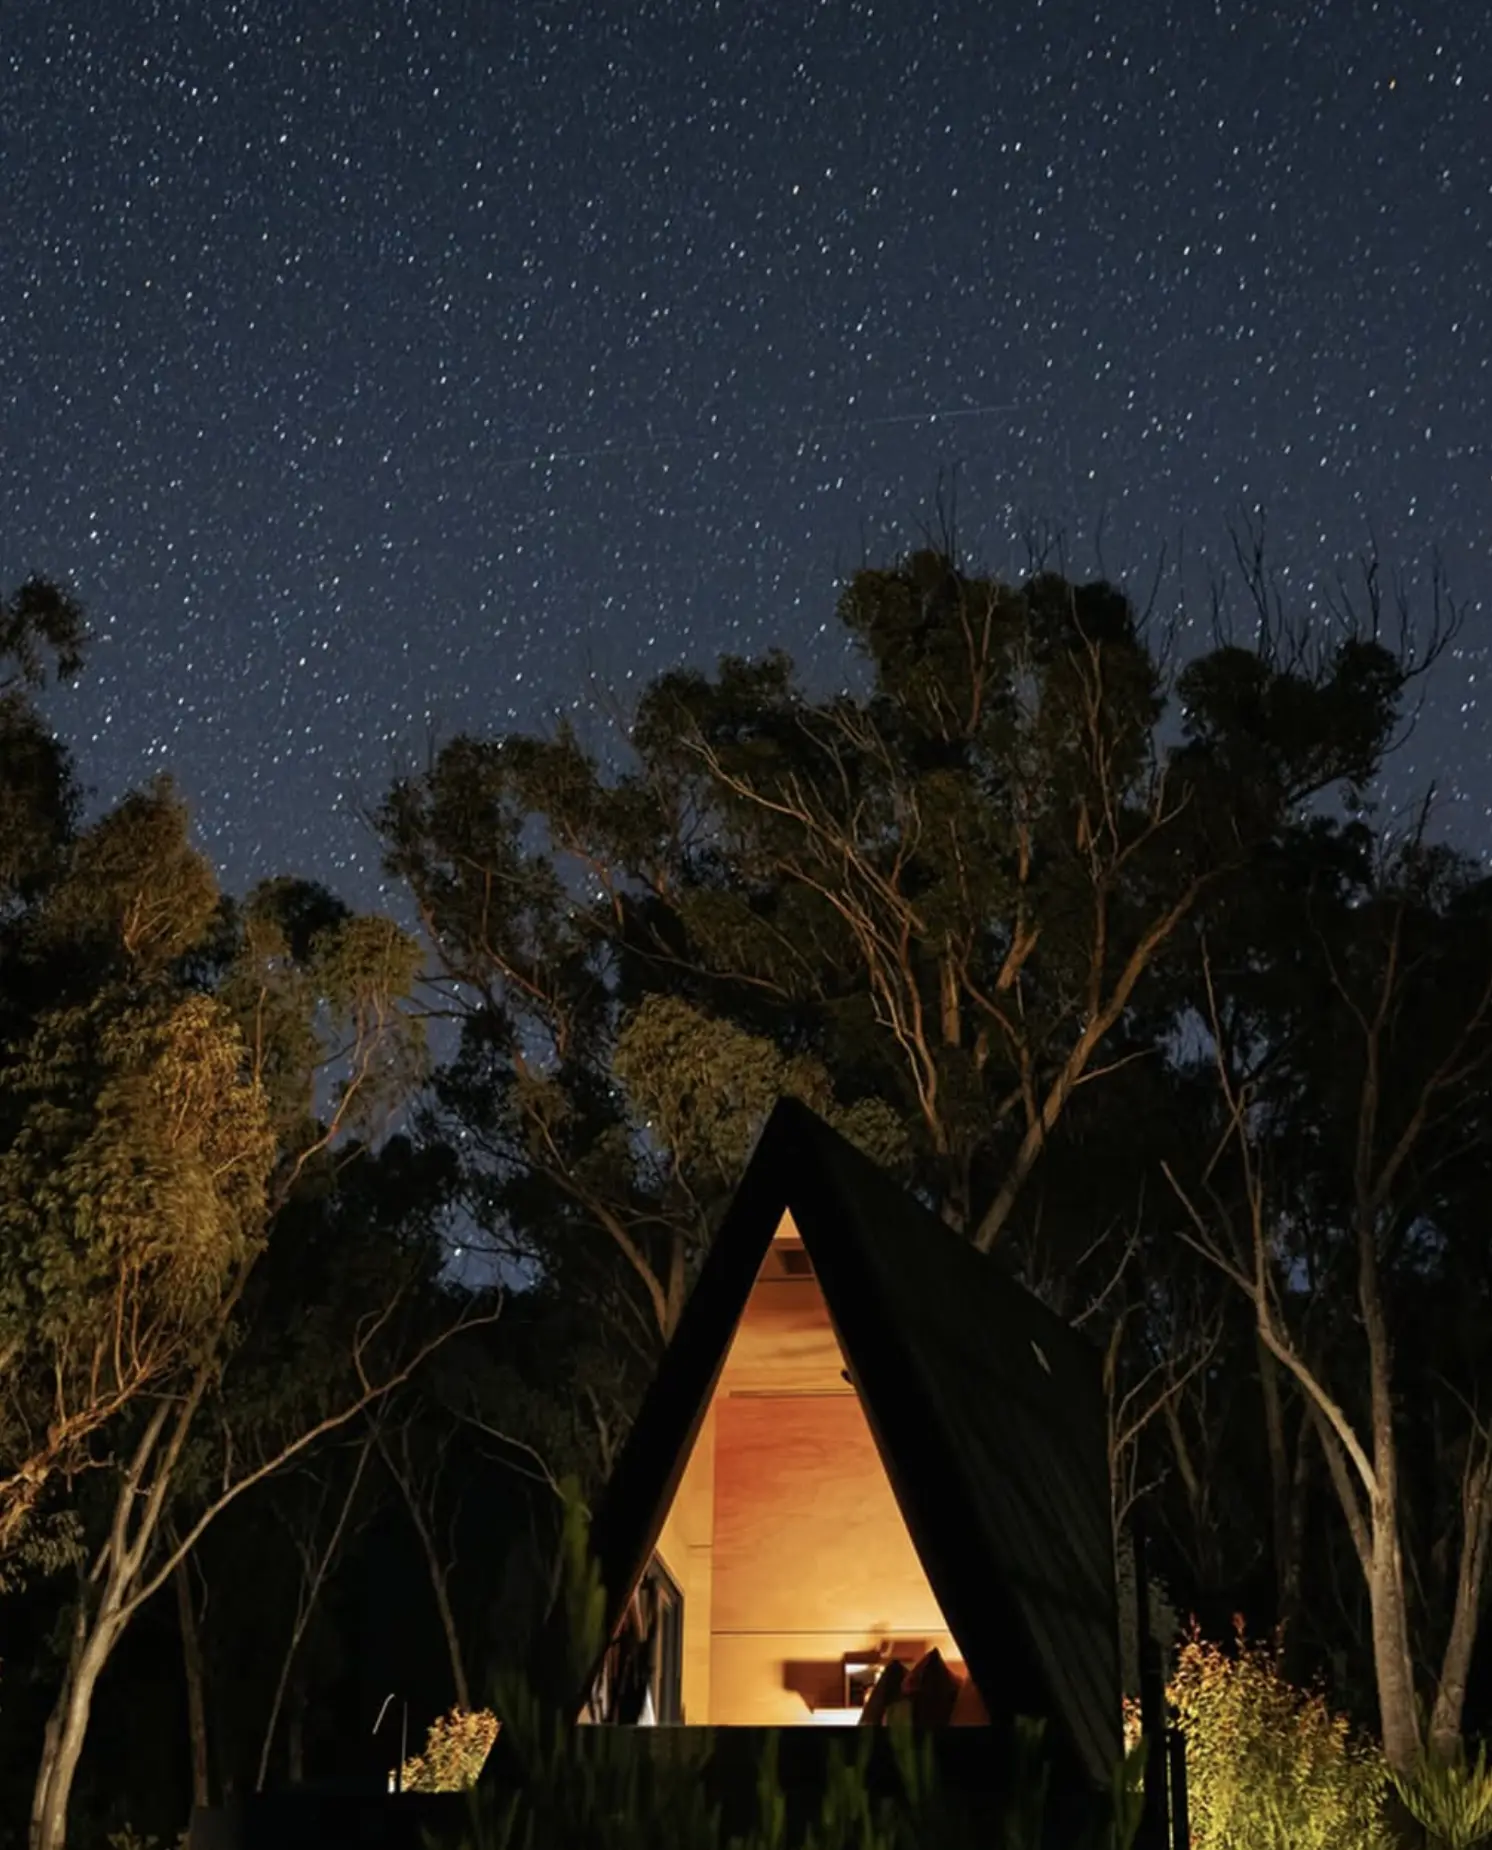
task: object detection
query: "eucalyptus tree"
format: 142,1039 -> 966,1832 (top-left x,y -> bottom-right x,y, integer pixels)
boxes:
0,762 -> 484,1850
380,728 -> 905,1355
382,551 -> 1410,1340
1167,832 -> 1492,1770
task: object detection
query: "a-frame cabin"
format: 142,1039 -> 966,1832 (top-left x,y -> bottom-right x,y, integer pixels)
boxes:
582,1098 -> 1123,1796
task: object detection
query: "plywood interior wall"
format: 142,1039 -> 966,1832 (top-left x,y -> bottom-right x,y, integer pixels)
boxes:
650,1212 -> 969,1725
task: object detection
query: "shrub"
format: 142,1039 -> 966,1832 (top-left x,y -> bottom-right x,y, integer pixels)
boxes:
1389,1740 -> 1492,1850
400,1705 -> 500,1792
1169,1618 -> 1389,1850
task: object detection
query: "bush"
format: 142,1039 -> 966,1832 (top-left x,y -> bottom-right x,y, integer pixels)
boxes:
1390,1741 -> 1492,1850
1170,1618 -> 1389,1850
400,1706 -> 500,1792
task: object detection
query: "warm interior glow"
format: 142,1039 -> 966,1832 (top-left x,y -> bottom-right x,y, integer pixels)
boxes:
648,1212 -> 985,1725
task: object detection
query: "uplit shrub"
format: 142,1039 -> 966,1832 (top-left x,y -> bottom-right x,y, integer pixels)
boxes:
1169,1618 -> 1389,1850
1390,1740 -> 1492,1850
399,1705 -> 500,1792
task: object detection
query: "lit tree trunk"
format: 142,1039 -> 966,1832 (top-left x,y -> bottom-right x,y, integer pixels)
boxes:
1285,1255 -> 1421,1772
27,1307 -> 472,1847
1367,1507 -> 1421,1773
29,1585 -> 129,1850
29,1398 -> 179,1850
1358,1165 -> 1423,1774
1428,1448 -> 1492,1762
174,1557 -> 212,1813
663,1230 -> 688,1344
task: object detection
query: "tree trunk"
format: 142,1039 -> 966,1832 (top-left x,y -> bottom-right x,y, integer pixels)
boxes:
663,1231 -> 688,1343
29,1596 -> 83,1850
1258,1337 -> 1290,1597
1368,1507 -> 1422,1774
1357,1129 -> 1422,1774
287,1677 -> 307,1786
1258,1337 -> 1308,1648
1428,1450 -> 1492,1762
1281,1411 -> 1310,1655
26,1284 -> 479,1846
175,1558 -> 212,1813
1309,1395 -> 1422,1771
29,1596 -> 126,1850
256,1623 -> 302,1787
427,1543 -> 470,1712
1161,1392 -> 1216,1589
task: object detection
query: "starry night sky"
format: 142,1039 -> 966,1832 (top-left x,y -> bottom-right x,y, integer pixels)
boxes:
5,0 -> 1489,905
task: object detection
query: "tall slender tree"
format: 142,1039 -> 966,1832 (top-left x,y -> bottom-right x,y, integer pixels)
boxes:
1168,838 -> 1492,1769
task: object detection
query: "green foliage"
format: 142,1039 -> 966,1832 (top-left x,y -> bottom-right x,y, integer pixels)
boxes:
0,971 -> 277,1553
436,1693 -> 1145,1850
37,780 -> 220,975
1390,1741 -> 1492,1849
1170,1622 -> 1390,1850
429,1481 -> 1142,1850
444,1494 -> 1141,1850
0,1508 -> 85,1594
797,1733 -> 897,1850
997,1716 -> 1053,1850
1107,1735 -> 1146,1850
0,705 -> 441,1845
555,1475 -> 606,1701
3,991 -> 274,1321
612,995 -> 908,1187
215,878 -> 426,1151
442,1673 -> 718,1850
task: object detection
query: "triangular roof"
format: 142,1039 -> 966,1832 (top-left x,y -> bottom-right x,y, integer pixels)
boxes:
586,1098 -> 1122,1789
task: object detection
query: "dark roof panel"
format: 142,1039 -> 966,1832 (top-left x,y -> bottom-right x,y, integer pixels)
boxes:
788,1111 -> 1121,1784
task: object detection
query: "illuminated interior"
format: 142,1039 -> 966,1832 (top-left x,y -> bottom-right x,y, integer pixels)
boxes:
639,1212 -> 987,1726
